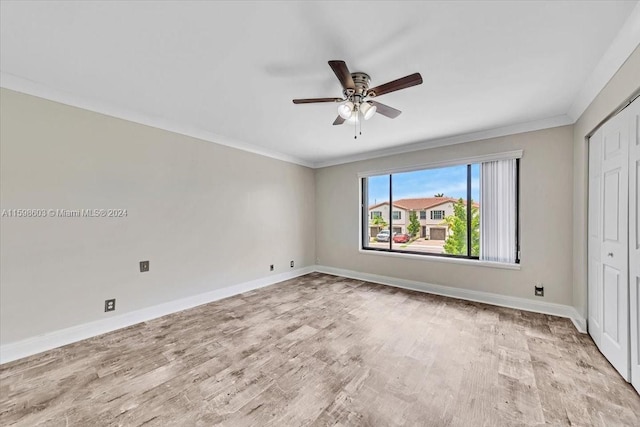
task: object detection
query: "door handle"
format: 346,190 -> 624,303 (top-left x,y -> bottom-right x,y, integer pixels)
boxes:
607,252 -> 614,257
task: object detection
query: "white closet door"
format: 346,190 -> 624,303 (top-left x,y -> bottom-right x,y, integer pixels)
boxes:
588,128 -> 603,348
629,97 -> 640,393
588,103 -> 630,381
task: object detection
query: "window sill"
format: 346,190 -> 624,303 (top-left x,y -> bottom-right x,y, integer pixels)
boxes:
358,248 -> 521,270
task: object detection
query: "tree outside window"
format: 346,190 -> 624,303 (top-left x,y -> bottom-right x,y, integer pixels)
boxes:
443,198 -> 480,256
370,215 -> 388,230
407,211 -> 420,238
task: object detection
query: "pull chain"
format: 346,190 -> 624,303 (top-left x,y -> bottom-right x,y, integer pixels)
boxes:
354,112 -> 357,139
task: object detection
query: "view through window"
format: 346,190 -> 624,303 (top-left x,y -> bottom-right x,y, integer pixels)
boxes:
362,163 -> 482,258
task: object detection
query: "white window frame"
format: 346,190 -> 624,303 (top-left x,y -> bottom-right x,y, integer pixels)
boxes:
358,150 -> 522,270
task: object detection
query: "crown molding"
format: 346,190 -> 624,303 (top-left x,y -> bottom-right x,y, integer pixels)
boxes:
3,0 -> 638,172
567,2 -> 640,121
0,73 -> 572,170
0,73 -> 315,168
312,114 -> 573,168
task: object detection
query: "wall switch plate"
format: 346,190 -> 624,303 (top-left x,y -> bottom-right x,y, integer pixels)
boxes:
105,299 -> 116,312
140,260 -> 149,272
290,260 -> 294,268
534,285 -> 544,297
270,264 -> 274,271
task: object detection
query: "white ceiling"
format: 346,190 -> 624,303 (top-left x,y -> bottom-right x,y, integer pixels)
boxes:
1,1 -> 639,168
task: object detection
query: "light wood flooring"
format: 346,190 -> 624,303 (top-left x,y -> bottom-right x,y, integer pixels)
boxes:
1,273 -> 639,426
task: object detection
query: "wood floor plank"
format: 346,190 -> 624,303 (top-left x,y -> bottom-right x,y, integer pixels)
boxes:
1,272 -> 639,426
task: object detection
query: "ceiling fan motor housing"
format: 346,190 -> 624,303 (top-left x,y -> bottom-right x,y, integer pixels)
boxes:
344,72 -> 371,100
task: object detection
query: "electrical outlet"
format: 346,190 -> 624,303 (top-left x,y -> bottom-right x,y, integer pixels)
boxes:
534,285 -> 544,297
290,260 -> 294,268
140,260 -> 149,272
270,264 -> 274,271
105,299 -> 116,312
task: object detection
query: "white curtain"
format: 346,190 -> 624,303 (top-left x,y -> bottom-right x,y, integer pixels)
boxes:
480,159 -> 517,263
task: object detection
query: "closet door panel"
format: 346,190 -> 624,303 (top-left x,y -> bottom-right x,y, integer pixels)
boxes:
589,104 -> 629,381
588,129 -> 603,346
628,97 -> 640,393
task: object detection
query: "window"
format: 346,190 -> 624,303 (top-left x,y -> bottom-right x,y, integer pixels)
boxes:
361,158 -> 520,263
430,210 -> 445,220
371,211 -> 382,219
363,175 -> 389,246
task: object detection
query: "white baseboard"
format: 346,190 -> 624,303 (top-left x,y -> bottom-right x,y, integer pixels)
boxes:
1,264 -> 588,365
315,265 -> 587,334
0,266 -> 315,365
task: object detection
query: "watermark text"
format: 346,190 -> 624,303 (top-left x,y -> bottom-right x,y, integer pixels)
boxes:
1,209 -> 128,218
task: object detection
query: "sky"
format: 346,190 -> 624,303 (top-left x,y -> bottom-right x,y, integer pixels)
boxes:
368,164 -> 480,206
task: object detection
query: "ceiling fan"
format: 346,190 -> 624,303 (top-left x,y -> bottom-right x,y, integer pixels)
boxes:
293,60 -> 423,127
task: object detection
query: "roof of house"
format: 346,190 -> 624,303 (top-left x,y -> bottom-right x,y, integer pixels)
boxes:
394,197 -> 458,210
369,197 -> 478,210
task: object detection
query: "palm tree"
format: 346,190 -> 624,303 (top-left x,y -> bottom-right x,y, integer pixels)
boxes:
371,215 -> 388,229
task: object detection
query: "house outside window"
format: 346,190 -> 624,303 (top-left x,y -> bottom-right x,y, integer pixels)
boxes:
430,210 -> 445,220
419,210 -> 426,220
392,211 -> 401,220
371,211 -> 382,219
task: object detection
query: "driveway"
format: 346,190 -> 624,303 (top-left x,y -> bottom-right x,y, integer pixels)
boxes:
368,238 -> 446,254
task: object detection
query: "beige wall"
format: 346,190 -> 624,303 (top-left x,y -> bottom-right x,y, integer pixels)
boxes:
316,125 -> 574,305
572,46 -> 640,318
0,89 -> 316,344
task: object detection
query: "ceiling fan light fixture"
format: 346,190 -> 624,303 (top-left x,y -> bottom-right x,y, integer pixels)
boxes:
346,111 -> 359,124
337,101 -> 354,119
360,102 -> 377,120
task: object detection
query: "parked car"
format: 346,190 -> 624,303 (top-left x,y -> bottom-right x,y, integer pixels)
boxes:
393,233 -> 410,243
376,230 -> 391,242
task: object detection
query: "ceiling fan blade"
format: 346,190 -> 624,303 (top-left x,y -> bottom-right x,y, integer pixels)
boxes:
370,101 -> 402,119
333,115 -> 346,125
293,97 -> 343,104
367,72 -> 423,97
328,60 -> 355,90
